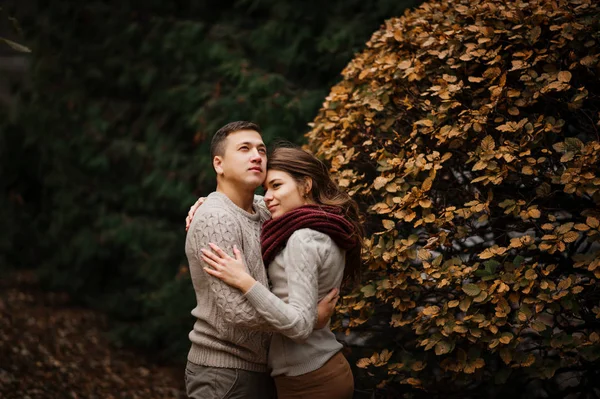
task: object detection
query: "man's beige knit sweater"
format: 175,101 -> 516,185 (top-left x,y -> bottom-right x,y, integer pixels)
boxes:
185,192 -> 272,372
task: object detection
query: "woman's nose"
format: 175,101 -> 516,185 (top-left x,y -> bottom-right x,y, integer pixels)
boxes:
264,190 -> 273,202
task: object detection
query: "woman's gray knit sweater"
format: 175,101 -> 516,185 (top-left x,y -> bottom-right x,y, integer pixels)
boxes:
244,228 -> 345,376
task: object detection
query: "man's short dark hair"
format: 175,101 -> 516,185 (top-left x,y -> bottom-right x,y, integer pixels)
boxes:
210,121 -> 262,159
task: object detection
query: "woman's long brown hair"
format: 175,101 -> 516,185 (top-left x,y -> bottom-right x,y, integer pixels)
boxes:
267,146 -> 364,286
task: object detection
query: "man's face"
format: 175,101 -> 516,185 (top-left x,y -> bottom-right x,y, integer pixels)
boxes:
214,130 -> 267,189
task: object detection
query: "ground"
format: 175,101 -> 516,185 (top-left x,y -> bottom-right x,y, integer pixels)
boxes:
0,271 -> 186,399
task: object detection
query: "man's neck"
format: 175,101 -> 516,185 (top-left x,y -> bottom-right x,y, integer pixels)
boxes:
216,183 -> 256,214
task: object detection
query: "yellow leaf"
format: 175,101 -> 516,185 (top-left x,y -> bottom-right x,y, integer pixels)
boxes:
522,165 -> 534,175
481,135 -> 495,151
374,176 -> 391,190
560,152 -> 575,163
528,208 -> 541,218
398,60 -> 412,70
356,358 -> 371,368
454,325 -> 468,333
418,248 -> 431,260
460,297 -> 472,312
422,306 -> 440,316
496,122 -> 518,132
415,119 -> 434,128
411,361 -> 426,371
558,279 -> 572,290
563,231 -> 579,243
404,378 -> 421,386
572,286 -> 584,294
556,222 -> 574,235
473,290 -> 488,303
510,237 -> 524,248
382,220 -> 395,230
538,243 -> 553,251
558,71 -> 572,83
422,178 -> 433,191
448,300 -> 460,308
521,354 -> 535,367
575,223 -> 590,231
422,213 -> 435,224
419,199 -> 432,208
525,269 -> 538,280
472,160 -> 488,171
478,248 -> 495,259
587,217 -> 600,229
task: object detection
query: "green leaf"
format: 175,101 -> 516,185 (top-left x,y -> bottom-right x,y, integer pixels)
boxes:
0,37 -> 31,53
513,256 -> 525,267
494,368 -> 512,384
435,340 -> 454,355
361,284 -> 376,298
462,283 -> 481,297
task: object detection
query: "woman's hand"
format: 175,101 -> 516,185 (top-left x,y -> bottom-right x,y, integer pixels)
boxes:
185,197 -> 205,231
201,244 -> 256,293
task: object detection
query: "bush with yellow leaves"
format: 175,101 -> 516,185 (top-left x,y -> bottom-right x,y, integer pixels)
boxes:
307,0 -> 600,396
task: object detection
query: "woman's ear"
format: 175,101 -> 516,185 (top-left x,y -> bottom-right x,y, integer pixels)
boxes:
303,177 -> 313,196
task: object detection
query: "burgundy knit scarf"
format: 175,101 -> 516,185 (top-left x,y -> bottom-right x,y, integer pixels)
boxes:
261,204 -> 359,267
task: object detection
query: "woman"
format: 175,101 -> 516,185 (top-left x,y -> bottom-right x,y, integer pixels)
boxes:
198,146 -> 363,399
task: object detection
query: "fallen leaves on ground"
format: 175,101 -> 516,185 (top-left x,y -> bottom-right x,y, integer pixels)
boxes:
0,271 -> 186,399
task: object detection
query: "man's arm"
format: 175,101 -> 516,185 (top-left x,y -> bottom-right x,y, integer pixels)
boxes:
190,210 -> 271,330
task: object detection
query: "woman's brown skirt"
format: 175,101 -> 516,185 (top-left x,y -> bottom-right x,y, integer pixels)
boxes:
274,351 -> 354,399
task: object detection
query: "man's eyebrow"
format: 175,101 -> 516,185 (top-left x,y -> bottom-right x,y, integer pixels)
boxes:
237,141 -> 266,147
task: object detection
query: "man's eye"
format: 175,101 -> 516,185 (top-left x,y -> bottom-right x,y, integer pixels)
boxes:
240,146 -> 249,151
258,148 -> 267,154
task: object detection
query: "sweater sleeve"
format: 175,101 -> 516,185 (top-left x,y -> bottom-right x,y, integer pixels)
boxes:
243,229 -> 327,341
189,209 -> 270,330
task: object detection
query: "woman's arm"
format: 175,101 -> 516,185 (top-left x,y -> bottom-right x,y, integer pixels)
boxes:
202,230 -> 330,341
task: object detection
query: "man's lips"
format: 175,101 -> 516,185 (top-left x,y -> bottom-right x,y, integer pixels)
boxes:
248,167 -> 263,172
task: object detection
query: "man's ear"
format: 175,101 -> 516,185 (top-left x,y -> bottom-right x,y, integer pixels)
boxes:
213,156 -> 224,175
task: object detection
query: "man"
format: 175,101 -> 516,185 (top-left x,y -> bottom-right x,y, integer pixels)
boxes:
184,121 -> 338,399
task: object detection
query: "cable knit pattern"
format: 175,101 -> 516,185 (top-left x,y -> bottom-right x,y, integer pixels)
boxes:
244,228 -> 345,377
185,192 -> 272,372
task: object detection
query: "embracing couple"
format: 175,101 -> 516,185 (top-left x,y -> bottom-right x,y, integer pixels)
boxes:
183,121 -> 363,399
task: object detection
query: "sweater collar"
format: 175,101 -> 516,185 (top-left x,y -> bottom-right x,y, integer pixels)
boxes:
209,192 -> 262,221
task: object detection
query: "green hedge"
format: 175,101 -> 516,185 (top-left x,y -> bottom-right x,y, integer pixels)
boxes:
1,0 -> 418,362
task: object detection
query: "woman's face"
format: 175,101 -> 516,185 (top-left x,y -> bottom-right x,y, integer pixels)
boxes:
263,170 -> 308,219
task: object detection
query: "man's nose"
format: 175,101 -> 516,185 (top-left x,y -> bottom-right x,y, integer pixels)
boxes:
250,149 -> 263,163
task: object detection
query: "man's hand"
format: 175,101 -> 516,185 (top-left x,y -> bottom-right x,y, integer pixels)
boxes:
316,288 -> 339,329
185,197 -> 206,231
